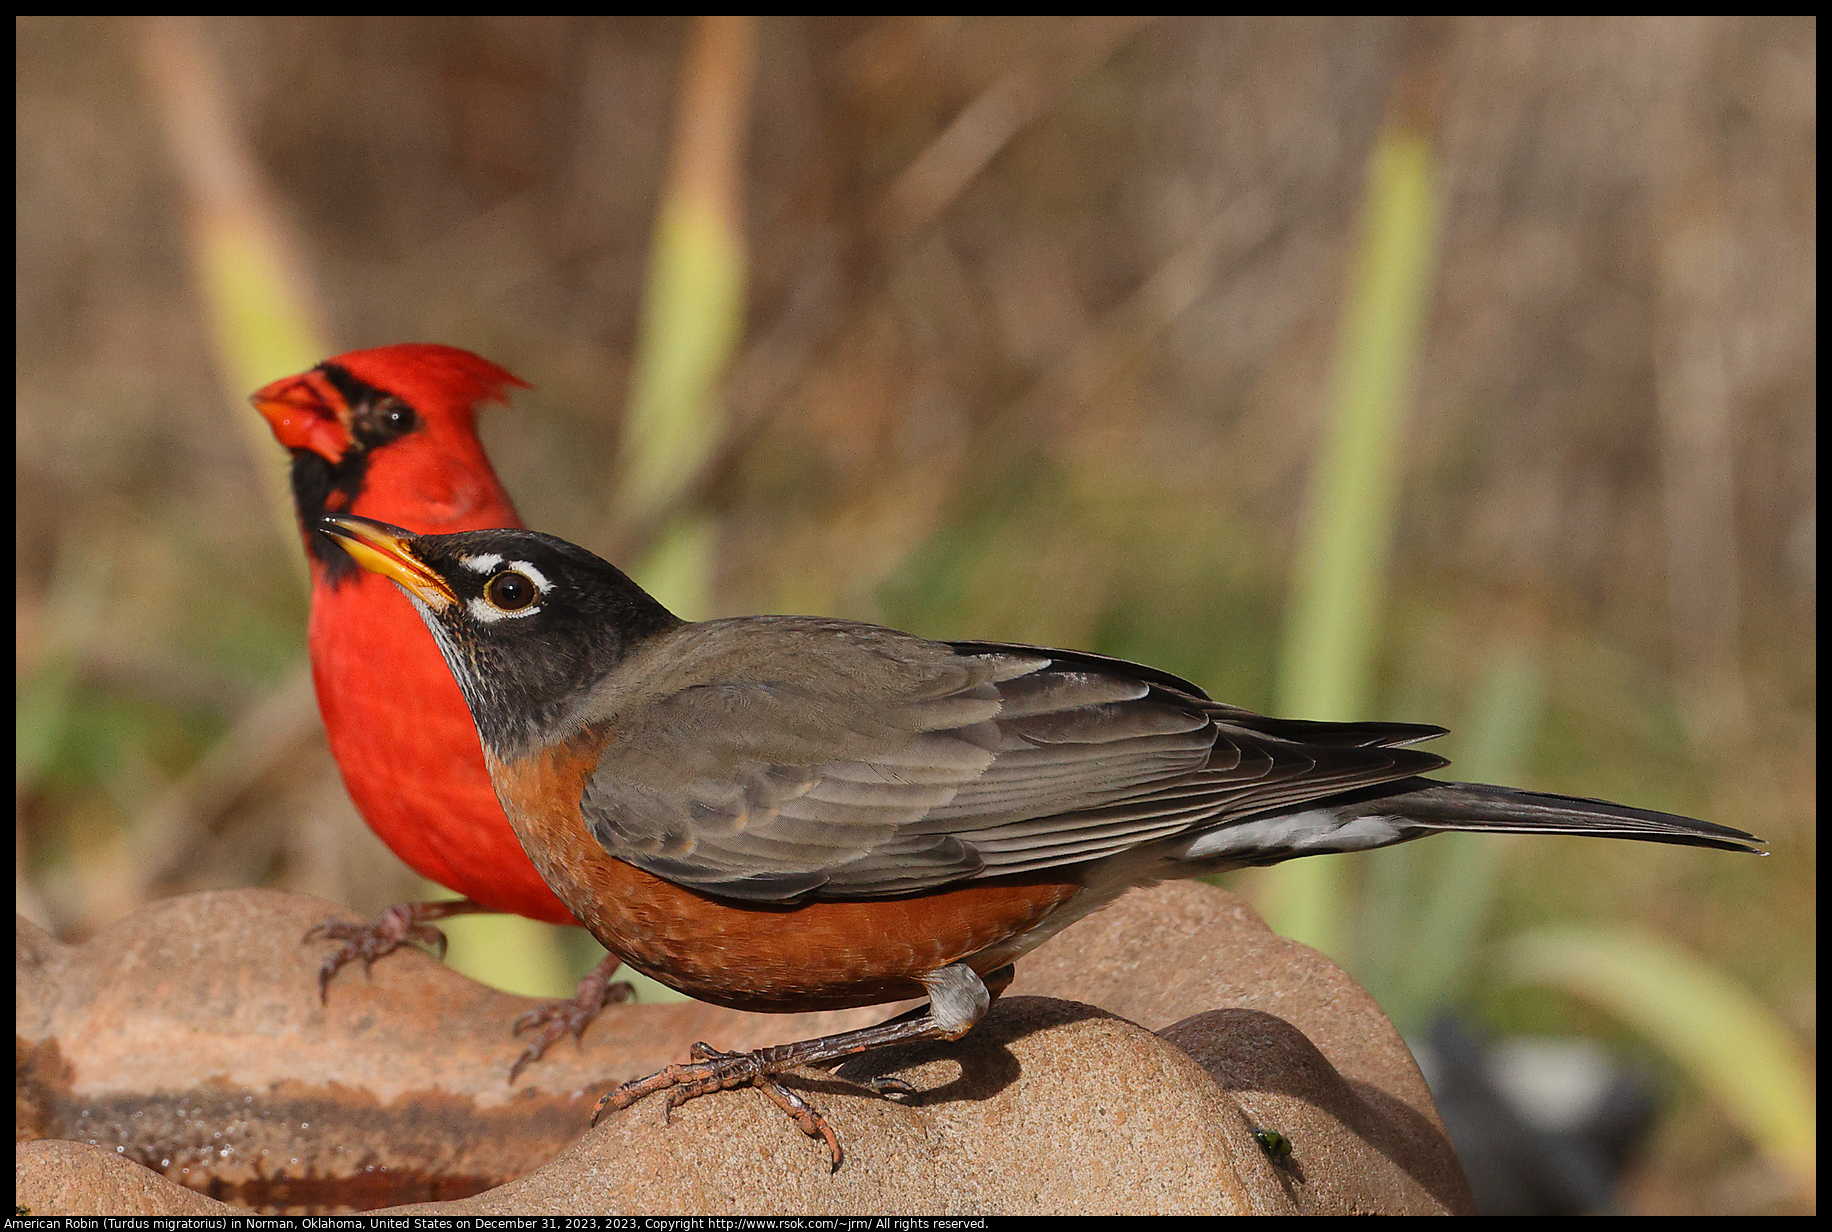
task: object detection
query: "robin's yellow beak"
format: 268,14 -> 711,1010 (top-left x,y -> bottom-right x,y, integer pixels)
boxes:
320,516 -> 456,611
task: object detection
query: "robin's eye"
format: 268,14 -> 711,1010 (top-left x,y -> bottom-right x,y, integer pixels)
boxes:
484,571 -> 537,612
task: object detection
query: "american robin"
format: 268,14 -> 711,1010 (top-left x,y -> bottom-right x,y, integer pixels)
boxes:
321,513 -> 1763,1168
251,344 -> 627,1075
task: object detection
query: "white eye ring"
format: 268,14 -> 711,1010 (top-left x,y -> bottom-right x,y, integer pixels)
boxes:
468,595 -> 539,623
472,570 -> 542,621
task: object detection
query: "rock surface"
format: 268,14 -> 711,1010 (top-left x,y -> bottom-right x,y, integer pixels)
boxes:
16,882 -> 1472,1214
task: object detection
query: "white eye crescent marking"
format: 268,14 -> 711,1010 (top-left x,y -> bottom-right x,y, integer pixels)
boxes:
468,595 -> 539,623
458,554 -> 504,574
506,561 -> 553,593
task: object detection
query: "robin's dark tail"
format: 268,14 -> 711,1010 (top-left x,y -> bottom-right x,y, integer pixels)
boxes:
1180,778 -> 1765,866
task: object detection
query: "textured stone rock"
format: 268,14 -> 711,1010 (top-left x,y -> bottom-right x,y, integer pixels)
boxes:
15,1138 -> 230,1216
1014,880 -> 1471,1214
15,888 -> 891,1210
406,999 -> 1276,1215
16,882 -> 1473,1214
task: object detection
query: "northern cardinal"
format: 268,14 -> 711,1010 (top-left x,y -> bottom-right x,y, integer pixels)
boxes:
252,343 -> 625,1077
324,513 -> 1762,1168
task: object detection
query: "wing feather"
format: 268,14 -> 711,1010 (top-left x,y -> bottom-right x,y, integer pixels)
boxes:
575,620 -> 1451,900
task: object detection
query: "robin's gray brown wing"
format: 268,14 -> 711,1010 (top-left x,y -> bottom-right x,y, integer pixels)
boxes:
566,617 -> 1454,902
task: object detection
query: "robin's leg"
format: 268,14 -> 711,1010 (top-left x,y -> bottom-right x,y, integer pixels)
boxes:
304,898 -> 491,1001
592,962 -> 1013,1170
508,952 -> 635,1082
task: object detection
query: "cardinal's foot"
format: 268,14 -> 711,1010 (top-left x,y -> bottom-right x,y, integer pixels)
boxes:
303,899 -> 484,1001
508,955 -> 634,1081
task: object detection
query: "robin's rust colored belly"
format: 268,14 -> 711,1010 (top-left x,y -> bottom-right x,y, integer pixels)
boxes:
487,733 -> 1084,1013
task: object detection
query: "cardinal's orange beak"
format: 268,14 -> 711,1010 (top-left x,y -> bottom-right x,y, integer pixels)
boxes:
251,370 -> 354,462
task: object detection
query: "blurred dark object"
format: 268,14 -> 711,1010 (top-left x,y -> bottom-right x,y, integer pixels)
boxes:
1414,1014 -> 1658,1215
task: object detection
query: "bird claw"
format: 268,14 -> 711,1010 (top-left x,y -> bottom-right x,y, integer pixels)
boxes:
507,976 -> 634,1083
861,1074 -> 918,1101
754,1077 -> 843,1172
303,904 -> 452,1002
590,1042 -> 845,1170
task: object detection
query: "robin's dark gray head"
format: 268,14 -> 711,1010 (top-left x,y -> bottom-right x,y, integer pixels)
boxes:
320,515 -> 682,757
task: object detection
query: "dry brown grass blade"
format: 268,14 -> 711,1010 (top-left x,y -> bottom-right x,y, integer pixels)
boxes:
875,16 -> 1158,237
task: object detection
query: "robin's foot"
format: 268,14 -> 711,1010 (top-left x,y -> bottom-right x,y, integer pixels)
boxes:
589,961 -> 1007,1170
857,1074 -> 919,1100
303,898 -> 490,1001
508,953 -> 634,1082
594,1041 -> 848,1168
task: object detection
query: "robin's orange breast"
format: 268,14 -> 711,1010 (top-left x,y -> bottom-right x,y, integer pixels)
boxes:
487,731 -> 1085,1013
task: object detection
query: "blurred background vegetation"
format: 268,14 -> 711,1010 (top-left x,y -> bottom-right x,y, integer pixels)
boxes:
15,16 -> 1813,1213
